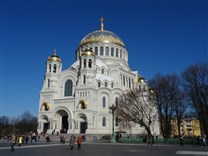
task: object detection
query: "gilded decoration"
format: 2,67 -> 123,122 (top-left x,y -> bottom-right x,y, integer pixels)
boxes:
81,50 -> 95,56
41,102 -> 50,111
80,30 -> 125,47
47,49 -> 62,62
47,55 -> 62,62
79,99 -> 88,109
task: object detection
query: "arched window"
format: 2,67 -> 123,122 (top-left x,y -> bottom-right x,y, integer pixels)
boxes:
102,97 -> 106,107
120,50 -> 122,59
102,117 -> 106,126
120,75 -> 122,84
115,97 -> 118,106
53,64 -> 57,73
83,75 -> 86,84
100,46 -> 104,55
84,59 -> 86,68
102,69 -> 104,74
89,59 -> 92,68
116,49 -> 119,57
48,79 -> 50,88
111,47 -> 114,56
143,86 -> 146,92
49,64 -> 51,73
105,82 -> 108,87
123,76 -> 125,85
106,47 -> 109,56
115,97 -> 119,126
129,78 -> 131,88
95,47 -> 98,55
98,82 -> 101,88
111,82 -> 114,88
64,80 -> 73,96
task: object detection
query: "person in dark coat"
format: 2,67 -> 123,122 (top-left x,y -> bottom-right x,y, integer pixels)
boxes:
70,135 -> 75,150
10,134 -> 16,151
180,136 -> 184,146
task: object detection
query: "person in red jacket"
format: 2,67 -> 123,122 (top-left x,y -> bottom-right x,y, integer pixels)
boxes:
77,134 -> 83,150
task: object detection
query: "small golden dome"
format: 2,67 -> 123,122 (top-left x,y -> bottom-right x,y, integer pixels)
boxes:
138,77 -> 145,83
47,49 -> 62,62
81,49 -> 95,56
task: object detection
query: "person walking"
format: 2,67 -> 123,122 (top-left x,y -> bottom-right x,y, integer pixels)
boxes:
10,133 -> 16,151
18,135 -> 23,147
180,135 -> 184,146
202,135 -> 207,148
70,135 -> 75,150
77,134 -> 83,150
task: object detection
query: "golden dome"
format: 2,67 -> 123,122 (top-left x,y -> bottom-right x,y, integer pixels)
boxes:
80,30 -> 125,47
47,49 -> 62,62
138,77 -> 145,83
80,18 -> 125,47
81,49 -> 95,56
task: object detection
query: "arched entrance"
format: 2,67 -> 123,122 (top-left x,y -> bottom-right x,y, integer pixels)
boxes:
62,116 -> 68,133
79,114 -> 88,134
55,110 -> 69,134
44,122 -> 49,134
42,116 -> 49,134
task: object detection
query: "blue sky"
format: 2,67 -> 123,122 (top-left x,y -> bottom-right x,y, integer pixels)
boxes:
0,0 -> 207,117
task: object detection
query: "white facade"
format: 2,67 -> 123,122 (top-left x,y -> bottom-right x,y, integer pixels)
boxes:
37,19 -> 160,138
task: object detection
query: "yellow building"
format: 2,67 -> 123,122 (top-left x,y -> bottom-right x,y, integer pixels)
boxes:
171,117 -> 201,137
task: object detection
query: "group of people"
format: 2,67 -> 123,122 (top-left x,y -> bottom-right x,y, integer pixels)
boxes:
10,132 -> 39,151
11,133 -> 83,151
10,134 -> 29,151
69,134 -> 83,150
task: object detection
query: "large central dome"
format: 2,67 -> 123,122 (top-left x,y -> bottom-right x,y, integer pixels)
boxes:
76,18 -> 129,65
80,30 -> 125,47
79,18 -> 125,48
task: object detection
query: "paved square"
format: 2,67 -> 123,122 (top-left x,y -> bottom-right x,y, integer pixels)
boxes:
1,142 -> 208,156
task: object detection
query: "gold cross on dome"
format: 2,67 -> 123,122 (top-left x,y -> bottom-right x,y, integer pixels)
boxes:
100,17 -> 104,31
53,48 -> 56,55
100,17 -> 104,23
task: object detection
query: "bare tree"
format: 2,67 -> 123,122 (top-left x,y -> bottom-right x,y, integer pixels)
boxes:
182,62 -> 208,136
15,111 -> 37,135
0,116 -> 13,137
173,88 -> 188,139
149,73 -> 182,139
116,87 -> 158,141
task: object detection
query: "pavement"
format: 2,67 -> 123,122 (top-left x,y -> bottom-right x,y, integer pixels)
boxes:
0,139 -> 208,156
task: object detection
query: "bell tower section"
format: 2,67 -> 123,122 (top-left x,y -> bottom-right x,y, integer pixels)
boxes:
43,49 -> 62,90
77,49 -> 96,87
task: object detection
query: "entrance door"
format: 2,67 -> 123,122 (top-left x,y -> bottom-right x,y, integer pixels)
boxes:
43,122 -> 49,134
61,116 -> 68,133
80,121 -> 87,134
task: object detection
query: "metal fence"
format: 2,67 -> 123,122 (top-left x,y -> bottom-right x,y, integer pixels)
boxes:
119,137 -> 200,145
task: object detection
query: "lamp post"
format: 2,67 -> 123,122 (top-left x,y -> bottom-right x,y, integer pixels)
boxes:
109,104 -> 116,143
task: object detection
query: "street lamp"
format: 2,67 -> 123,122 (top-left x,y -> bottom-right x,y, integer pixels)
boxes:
109,104 -> 116,143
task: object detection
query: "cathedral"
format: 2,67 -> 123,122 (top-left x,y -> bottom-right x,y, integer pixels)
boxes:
37,18 -> 160,138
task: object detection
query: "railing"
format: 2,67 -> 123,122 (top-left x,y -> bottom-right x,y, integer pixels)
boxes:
119,137 -> 199,145
54,98 -> 75,105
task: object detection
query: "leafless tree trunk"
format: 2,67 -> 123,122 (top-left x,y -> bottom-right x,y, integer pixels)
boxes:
182,62 -> 208,137
116,88 -> 158,141
174,89 -> 187,140
149,73 -> 183,139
